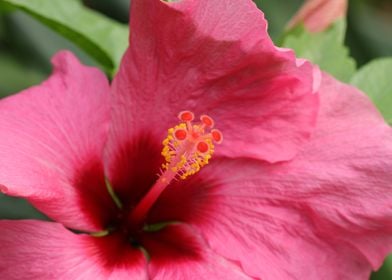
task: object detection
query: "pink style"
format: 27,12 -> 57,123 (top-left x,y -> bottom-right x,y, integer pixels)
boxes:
0,0 -> 391,279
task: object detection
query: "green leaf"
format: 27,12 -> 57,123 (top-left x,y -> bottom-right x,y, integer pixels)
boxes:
350,58 -> 392,124
0,0 -> 128,75
282,20 -> 356,83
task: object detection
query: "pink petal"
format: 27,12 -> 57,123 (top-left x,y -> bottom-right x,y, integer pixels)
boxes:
0,220 -> 148,279
143,224 -> 253,280
106,0 -> 318,174
149,73 -> 392,279
0,51 -> 113,231
287,0 -> 348,33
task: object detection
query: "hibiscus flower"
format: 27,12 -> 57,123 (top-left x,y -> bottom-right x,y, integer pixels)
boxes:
0,0 -> 391,279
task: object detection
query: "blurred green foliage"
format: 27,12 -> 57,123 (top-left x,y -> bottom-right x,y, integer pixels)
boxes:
282,20 -> 356,82
0,0 -> 128,75
0,193 -> 48,220
373,255 -> 392,280
351,58 -> 392,124
0,0 -> 391,278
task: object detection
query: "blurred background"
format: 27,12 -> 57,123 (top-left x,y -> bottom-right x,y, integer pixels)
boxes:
0,0 -> 391,278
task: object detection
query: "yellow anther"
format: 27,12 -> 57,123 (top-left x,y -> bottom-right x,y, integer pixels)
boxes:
160,111 -> 223,180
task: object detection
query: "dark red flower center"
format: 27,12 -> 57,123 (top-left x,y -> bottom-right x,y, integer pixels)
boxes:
73,112 -> 222,270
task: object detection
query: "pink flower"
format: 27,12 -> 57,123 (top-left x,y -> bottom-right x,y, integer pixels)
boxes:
287,0 -> 348,32
0,0 -> 391,279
